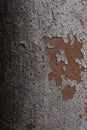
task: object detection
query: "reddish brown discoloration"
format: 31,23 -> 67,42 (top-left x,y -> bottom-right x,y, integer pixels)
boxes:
27,123 -> 35,130
43,36 -> 83,86
62,86 -> 75,100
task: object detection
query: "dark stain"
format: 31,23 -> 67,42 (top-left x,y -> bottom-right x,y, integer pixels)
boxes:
79,114 -> 83,119
62,86 -> 75,100
26,123 -> 35,130
20,43 -> 26,49
43,36 -> 83,86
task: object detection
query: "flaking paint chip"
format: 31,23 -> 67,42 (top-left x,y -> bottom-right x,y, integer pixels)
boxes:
43,36 -> 83,86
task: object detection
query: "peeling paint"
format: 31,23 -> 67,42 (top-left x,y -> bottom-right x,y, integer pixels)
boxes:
35,0 -> 87,129
2,0 -> 87,130
43,36 -> 83,86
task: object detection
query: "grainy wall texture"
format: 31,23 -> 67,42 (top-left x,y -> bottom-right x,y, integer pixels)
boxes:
0,0 -> 87,130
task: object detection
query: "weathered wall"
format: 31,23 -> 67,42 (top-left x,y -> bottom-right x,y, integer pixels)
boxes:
0,0 -> 87,130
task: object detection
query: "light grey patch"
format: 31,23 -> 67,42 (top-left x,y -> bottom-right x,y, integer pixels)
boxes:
56,50 -> 68,64
63,65 -> 66,72
47,44 -> 54,48
61,75 -> 77,88
75,58 -> 87,69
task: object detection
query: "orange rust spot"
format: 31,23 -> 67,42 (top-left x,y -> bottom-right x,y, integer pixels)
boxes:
43,36 -> 83,86
27,123 -> 35,130
62,86 -> 75,100
80,19 -> 85,29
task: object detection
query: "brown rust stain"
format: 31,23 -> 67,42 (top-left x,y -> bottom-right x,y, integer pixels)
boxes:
27,123 -> 35,130
43,36 -> 83,86
62,86 -> 75,100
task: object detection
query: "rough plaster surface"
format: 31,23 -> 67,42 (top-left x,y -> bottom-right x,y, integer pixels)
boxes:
0,0 -> 87,130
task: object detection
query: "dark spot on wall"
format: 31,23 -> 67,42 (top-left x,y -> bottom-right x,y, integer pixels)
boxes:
62,86 -> 75,100
26,123 -> 35,130
43,36 -> 83,86
79,114 -> 83,119
20,43 -> 26,49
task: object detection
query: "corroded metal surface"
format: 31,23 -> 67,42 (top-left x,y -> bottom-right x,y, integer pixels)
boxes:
0,0 -> 87,130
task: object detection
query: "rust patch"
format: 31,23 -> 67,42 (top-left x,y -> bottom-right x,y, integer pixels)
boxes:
43,36 -> 83,86
27,123 -> 35,130
62,86 -> 75,100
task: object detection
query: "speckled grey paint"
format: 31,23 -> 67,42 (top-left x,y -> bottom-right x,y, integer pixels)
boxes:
0,0 -> 87,130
